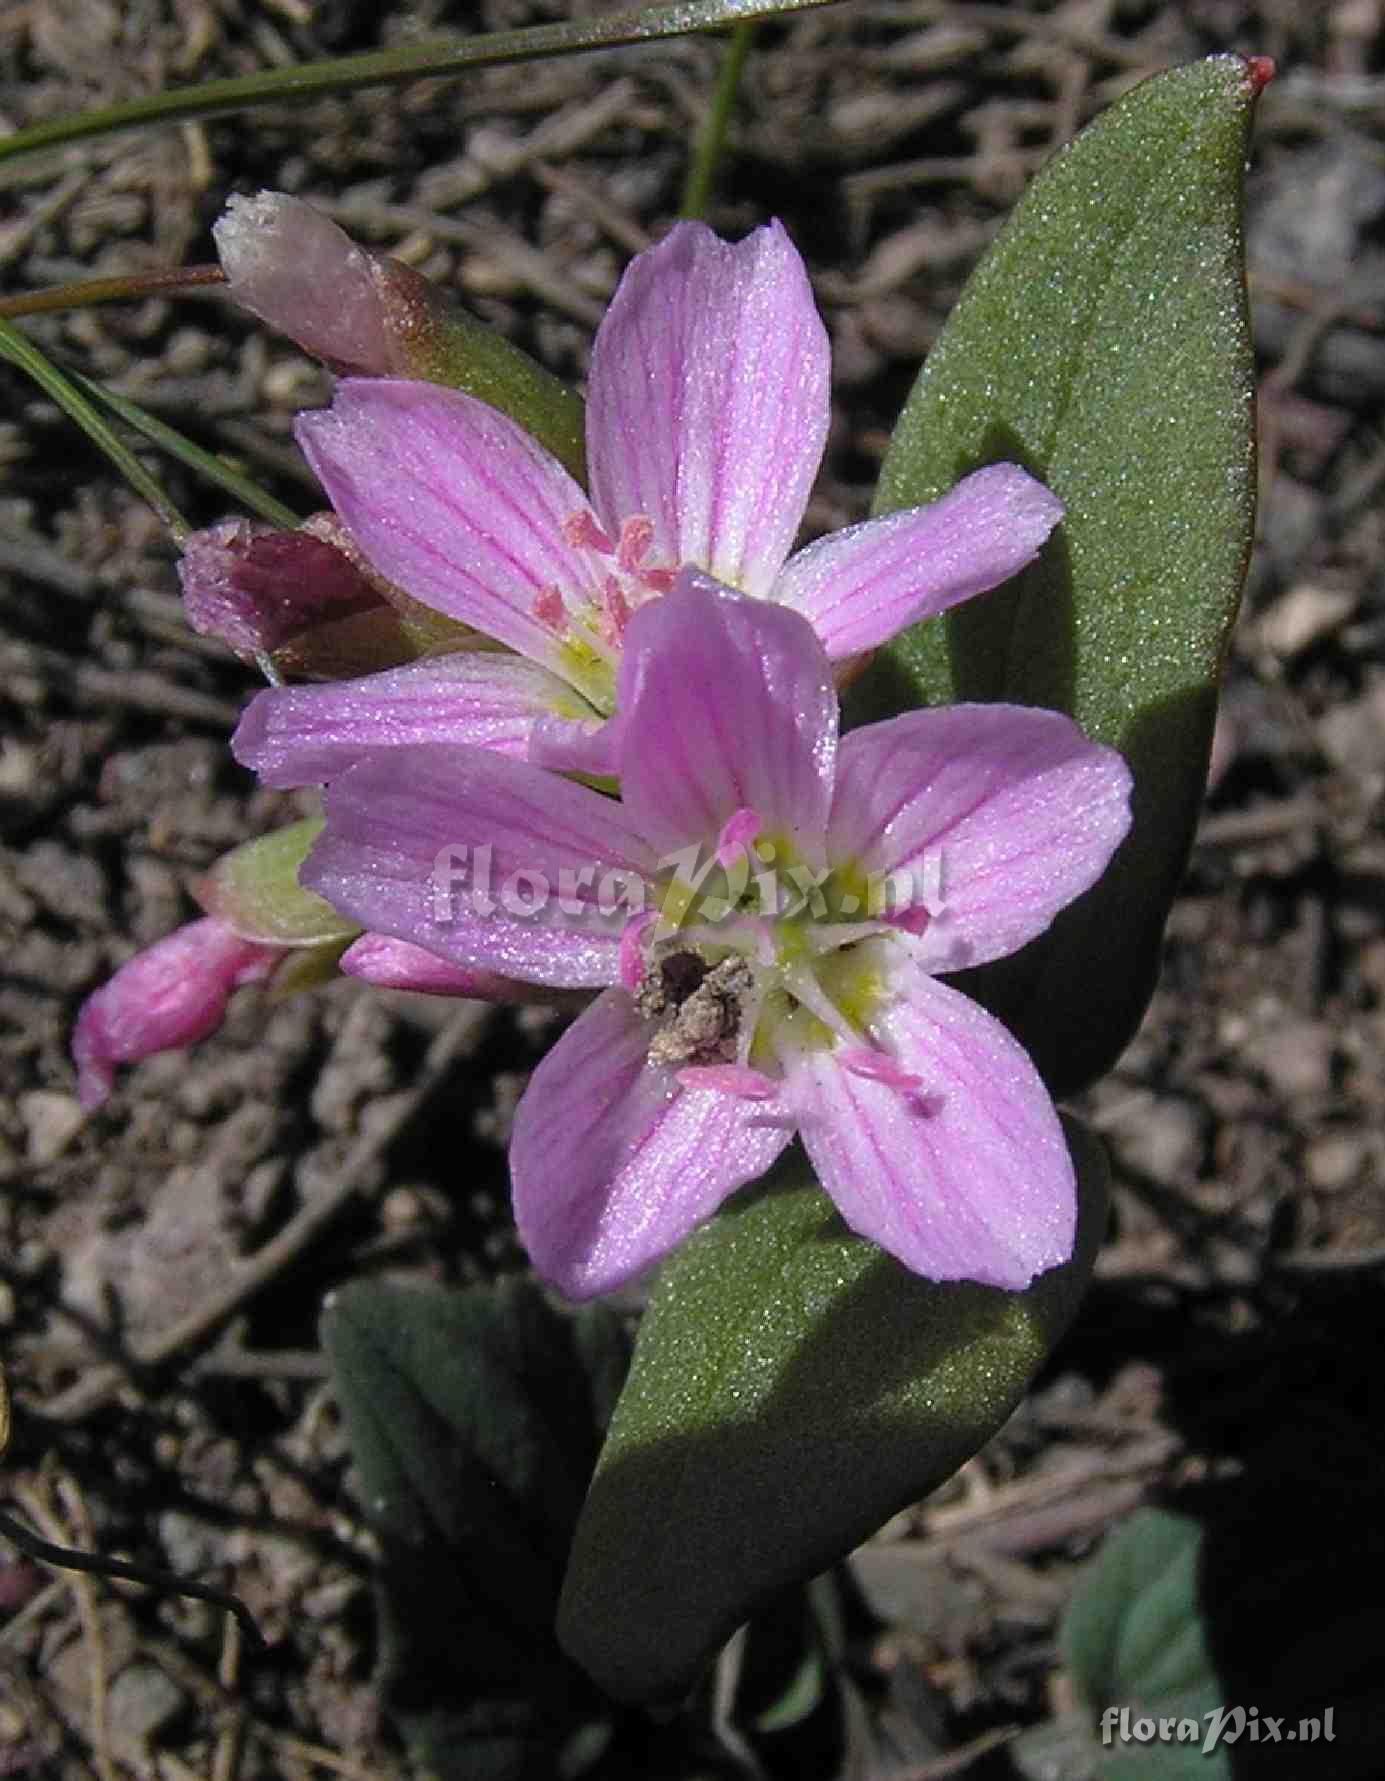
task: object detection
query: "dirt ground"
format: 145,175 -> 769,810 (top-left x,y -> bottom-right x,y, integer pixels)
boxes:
2,0 -> 1385,1776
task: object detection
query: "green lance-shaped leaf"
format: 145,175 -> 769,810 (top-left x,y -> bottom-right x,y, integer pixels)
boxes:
558,1117 -> 1109,1703
196,817 -> 359,947
858,55 -> 1265,1098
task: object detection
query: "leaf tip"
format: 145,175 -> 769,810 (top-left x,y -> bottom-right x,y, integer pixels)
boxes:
1244,55 -> 1276,96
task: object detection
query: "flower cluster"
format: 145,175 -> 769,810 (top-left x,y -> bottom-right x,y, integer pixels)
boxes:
73,202 -> 1132,1297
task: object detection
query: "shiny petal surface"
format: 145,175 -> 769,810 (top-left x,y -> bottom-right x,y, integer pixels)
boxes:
295,380 -> 606,678
783,960 -> 1074,1288
773,465 -> 1064,658
587,221 -> 829,595
527,710 -> 624,778
233,651 -> 577,788
829,704 -> 1132,972
511,989 -> 792,1299
340,933 -> 565,1004
304,745 -> 654,987
616,573 -> 837,863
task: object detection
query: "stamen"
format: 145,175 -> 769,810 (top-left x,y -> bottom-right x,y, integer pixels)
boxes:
886,914 -> 973,974
840,1046 -> 924,1092
619,912 -> 657,993
562,511 -> 615,555
804,919 -> 893,954
678,915 -> 776,965
603,576 -> 633,641
533,585 -> 566,632
677,1063 -> 778,1100
716,807 -> 761,867
617,516 -> 656,572
733,979 -> 769,1070
638,566 -> 677,594
779,960 -> 860,1046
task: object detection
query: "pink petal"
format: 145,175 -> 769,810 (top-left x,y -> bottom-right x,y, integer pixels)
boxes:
303,744 -> 655,988
527,710 -> 623,777
295,380 -> 608,682
510,989 -> 792,1299
587,220 -> 829,597
233,651 -> 580,788
773,465 -> 1064,658
829,704 -> 1132,972
616,572 -> 837,862
72,917 -> 284,1110
340,933 -> 565,1003
782,960 -> 1074,1288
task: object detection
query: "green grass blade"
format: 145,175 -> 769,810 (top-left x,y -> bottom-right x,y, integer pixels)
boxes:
0,318 -> 189,539
0,0 -> 840,166
69,373 -> 302,530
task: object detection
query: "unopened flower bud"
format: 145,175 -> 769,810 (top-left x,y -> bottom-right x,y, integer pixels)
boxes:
73,917 -> 286,1109
179,516 -> 380,657
213,190 -> 585,480
214,191 -> 396,374
178,515 -> 468,677
340,933 -> 567,1004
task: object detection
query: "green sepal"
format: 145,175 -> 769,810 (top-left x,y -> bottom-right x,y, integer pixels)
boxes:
267,596 -> 476,680
267,935 -> 354,997
557,1116 -> 1109,1703
857,55 -> 1262,1097
196,817 -> 359,946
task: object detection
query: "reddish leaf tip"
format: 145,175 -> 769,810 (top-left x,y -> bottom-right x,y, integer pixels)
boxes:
1245,55 -> 1276,95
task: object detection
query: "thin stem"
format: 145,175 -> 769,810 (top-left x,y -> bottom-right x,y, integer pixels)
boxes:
0,1505 -> 265,1651
0,0 -> 839,167
0,265 -> 225,322
69,372 -> 302,529
0,317 -> 190,540
680,21 -> 757,219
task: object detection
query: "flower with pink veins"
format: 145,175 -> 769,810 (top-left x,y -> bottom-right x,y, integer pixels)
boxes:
299,574 -> 1132,1299
232,219 -> 1064,790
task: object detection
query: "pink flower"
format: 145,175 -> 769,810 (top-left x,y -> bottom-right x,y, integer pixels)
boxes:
300,576 -> 1132,1298
232,220 -> 1063,790
72,917 -> 287,1110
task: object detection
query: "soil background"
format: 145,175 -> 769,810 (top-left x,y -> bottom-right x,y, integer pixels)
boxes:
2,0 -> 1385,1776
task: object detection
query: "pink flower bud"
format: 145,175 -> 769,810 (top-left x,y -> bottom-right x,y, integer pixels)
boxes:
340,934 -> 564,1005
178,516 -> 383,660
214,191 -> 401,374
212,190 -> 586,479
73,918 -> 286,1110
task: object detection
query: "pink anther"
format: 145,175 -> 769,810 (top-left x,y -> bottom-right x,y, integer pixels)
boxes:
533,585 -> 566,631
617,515 -> 656,572
677,1064 -> 778,1100
603,577 -> 633,641
562,511 -> 615,555
619,912 -> 657,993
840,1046 -> 924,1092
